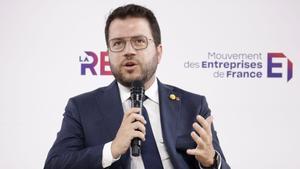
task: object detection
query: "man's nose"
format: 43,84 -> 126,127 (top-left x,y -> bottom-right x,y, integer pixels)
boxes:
123,41 -> 136,57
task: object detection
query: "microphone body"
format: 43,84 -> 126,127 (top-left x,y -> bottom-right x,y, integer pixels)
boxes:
130,80 -> 145,156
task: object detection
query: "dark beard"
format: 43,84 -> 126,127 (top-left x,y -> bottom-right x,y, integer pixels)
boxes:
114,73 -> 146,87
110,59 -> 158,88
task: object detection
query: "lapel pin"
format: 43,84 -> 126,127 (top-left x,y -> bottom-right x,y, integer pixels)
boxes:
169,94 -> 176,100
169,94 -> 180,101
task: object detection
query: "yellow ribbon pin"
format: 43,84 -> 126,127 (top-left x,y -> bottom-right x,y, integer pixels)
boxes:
169,94 -> 176,100
169,94 -> 180,101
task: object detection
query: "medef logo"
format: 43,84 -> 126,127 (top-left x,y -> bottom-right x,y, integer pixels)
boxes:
79,51 -> 112,75
267,53 -> 293,82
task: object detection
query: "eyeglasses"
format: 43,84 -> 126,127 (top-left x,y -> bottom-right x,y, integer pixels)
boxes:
108,35 -> 153,52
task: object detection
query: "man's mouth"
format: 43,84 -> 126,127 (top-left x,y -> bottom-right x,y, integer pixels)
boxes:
124,61 -> 136,67
123,61 -> 138,71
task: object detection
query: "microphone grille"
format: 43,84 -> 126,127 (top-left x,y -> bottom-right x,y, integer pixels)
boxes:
132,80 -> 143,88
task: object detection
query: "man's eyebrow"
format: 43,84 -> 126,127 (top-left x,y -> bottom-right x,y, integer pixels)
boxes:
109,37 -> 123,41
109,35 -> 145,40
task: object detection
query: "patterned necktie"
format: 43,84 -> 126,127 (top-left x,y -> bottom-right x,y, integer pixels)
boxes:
141,97 -> 164,169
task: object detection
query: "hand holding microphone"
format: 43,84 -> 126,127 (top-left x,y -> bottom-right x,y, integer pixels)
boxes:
111,80 -> 146,159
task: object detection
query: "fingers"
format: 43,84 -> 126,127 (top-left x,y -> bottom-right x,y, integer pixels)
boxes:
124,108 -> 147,141
129,113 -> 147,124
186,147 -> 216,167
124,107 -> 140,118
124,108 -> 147,124
132,130 -> 146,141
132,121 -> 146,134
196,115 -> 213,135
192,115 -> 214,145
186,148 -> 200,156
112,108 -> 148,157
192,122 -> 210,143
187,115 -> 216,166
191,131 -> 205,148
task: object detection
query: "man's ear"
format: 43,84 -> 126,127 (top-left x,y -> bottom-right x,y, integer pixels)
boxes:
156,44 -> 162,64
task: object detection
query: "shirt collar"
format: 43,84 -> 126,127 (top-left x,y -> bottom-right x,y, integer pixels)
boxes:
117,78 -> 159,104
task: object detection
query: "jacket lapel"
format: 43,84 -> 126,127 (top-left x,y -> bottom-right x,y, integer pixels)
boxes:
157,80 -> 181,167
96,80 -> 131,169
97,80 -> 124,136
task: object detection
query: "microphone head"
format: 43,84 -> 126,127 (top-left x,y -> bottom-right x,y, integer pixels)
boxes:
130,80 -> 145,104
131,80 -> 144,94
132,80 -> 143,88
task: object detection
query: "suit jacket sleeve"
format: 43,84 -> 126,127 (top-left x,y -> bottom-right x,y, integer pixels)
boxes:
200,97 -> 231,169
44,99 -> 105,169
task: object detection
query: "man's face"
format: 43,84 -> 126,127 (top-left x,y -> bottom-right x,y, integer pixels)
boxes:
108,17 -> 162,87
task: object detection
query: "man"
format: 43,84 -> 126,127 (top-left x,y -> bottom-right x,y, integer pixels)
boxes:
44,4 -> 230,169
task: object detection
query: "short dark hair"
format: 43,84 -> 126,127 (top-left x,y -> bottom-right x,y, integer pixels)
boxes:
105,4 -> 161,47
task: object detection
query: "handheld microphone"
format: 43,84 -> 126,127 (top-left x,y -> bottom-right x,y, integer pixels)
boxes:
130,80 -> 145,156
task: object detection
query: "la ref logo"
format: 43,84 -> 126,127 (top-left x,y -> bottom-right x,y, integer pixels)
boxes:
79,51 -> 112,75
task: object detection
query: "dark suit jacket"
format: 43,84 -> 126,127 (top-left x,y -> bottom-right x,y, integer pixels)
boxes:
44,80 -> 230,169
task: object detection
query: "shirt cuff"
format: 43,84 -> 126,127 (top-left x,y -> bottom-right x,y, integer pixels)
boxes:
198,151 -> 222,169
102,141 -> 121,168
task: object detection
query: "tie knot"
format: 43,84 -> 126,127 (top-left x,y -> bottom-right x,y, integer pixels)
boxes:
143,95 -> 148,102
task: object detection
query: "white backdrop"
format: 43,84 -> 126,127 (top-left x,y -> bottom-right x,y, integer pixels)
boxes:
1,0 -> 299,168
